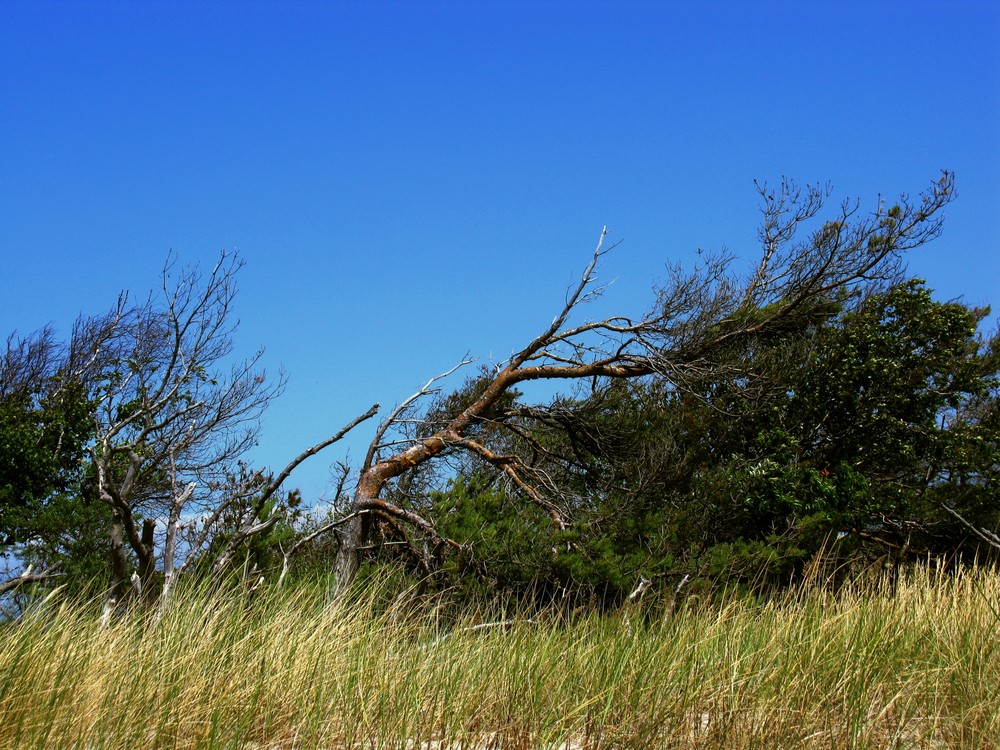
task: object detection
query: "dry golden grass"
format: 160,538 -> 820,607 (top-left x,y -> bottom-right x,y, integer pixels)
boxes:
1,564 -> 997,749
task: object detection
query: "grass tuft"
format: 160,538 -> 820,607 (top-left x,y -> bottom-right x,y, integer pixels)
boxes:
1,565 -> 997,748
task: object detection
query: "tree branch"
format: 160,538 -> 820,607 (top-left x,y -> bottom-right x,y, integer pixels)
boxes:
0,564 -> 62,597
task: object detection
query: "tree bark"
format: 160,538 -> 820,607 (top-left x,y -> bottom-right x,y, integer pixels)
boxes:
139,518 -> 157,604
102,512 -> 130,624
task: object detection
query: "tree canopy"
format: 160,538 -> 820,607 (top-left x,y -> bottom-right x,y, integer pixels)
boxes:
4,172 -> 999,612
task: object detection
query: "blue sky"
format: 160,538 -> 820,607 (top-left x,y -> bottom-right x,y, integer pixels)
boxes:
2,0 -> 998,501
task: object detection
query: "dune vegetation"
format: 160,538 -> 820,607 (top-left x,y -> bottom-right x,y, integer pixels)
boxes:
1,563 -> 997,749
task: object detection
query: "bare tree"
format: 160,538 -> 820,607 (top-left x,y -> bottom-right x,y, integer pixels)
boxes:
332,173 -> 956,593
0,251 -> 385,613
76,252 -> 288,613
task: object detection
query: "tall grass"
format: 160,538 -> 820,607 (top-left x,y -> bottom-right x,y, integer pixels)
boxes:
1,564 -> 997,749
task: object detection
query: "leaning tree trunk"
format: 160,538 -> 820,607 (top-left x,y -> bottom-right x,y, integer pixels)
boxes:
332,469 -> 389,596
329,377 -> 547,594
328,241 -> 614,596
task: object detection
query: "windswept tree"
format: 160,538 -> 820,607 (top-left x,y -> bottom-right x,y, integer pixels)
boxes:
2,252 -> 382,610
72,253 -> 291,611
330,173 -> 958,593
523,279 -> 999,595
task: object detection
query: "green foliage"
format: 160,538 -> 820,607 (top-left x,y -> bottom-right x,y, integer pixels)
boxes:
710,283 -> 995,574
414,280 -> 999,601
0,333 -> 108,592
0,384 -> 92,547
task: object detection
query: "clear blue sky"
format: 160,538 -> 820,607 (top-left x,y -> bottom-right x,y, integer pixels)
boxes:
2,1 -> 998,501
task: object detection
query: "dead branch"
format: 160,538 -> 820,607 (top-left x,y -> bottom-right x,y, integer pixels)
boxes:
0,563 -> 62,597
277,511 -> 368,587
358,498 -> 464,552
939,503 -> 1000,551
452,436 -> 567,528
208,403 -> 381,580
